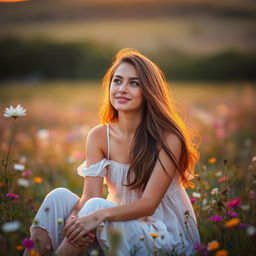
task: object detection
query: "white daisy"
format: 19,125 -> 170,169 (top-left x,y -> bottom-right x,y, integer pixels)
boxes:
17,178 -> 30,188
14,164 -> 25,171
3,104 -> 26,119
2,221 -> 21,232
210,188 -> 219,195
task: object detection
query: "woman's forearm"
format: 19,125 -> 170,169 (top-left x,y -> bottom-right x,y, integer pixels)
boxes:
97,197 -> 154,222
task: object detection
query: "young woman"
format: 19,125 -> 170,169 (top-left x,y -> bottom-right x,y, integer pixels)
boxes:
24,48 -> 200,256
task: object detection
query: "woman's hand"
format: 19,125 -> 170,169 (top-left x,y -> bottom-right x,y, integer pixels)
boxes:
64,212 -> 102,244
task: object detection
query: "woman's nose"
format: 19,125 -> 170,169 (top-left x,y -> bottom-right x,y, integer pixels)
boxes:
118,81 -> 128,92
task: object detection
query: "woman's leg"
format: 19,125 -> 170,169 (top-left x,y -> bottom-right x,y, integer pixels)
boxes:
24,187 -> 80,255
23,227 -> 52,256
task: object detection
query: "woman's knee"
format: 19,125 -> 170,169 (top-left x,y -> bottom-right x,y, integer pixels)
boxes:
45,187 -> 78,203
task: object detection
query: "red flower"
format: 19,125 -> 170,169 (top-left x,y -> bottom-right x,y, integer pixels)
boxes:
218,176 -> 228,183
227,197 -> 240,209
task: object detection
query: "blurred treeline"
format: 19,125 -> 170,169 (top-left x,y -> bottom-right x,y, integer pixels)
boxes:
1,38 -> 255,82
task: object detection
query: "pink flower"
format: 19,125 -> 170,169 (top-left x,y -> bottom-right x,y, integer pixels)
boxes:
22,169 -> 32,177
193,242 -> 208,256
210,216 -> 223,222
227,197 -> 240,209
191,198 -> 197,204
218,176 -> 228,183
227,210 -> 238,217
22,238 -> 34,250
6,193 -> 19,199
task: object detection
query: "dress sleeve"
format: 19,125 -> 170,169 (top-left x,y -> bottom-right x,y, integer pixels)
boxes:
77,159 -> 110,177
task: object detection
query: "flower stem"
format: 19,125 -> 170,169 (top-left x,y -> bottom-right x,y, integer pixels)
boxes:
1,119 -> 17,194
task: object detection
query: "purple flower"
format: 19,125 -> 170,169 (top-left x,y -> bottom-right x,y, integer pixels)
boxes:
210,216 -> 223,222
194,242 -> 208,255
227,210 -> 238,217
239,223 -> 250,228
22,238 -> 34,250
191,198 -> 197,204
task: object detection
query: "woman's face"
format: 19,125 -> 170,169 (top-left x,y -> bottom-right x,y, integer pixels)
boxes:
110,62 -> 144,113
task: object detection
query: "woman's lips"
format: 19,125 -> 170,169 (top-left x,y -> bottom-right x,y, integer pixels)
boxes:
115,96 -> 131,103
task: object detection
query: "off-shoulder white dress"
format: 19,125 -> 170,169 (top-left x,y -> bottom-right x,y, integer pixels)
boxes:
30,124 -> 200,256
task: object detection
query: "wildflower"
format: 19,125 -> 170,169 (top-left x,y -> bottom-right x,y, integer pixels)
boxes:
3,104 -> 26,119
224,218 -> 240,228
34,177 -> 43,183
90,249 -> 99,256
14,164 -> 25,171
29,250 -> 40,256
246,226 -> 256,236
240,205 -> 250,210
227,210 -> 238,217
207,240 -> 220,251
149,233 -> 160,239
208,158 -> 217,164
22,238 -> 35,250
215,171 -> 222,177
252,156 -> 256,163
22,169 -> 32,177
57,218 -> 63,224
221,189 -> 228,195
192,192 -> 201,198
211,188 -> 219,195
215,249 -> 228,256
227,197 -> 240,209
15,245 -> 24,250
2,221 -> 21,232
17,178 -> 30,187
6,192 -> 19,199
210,216 -> 223,222
223,159 -> 228,166
193,242 -> 207,256
218,176 -> 228,183
191,198 -> 197,204
239,223 -> 249,228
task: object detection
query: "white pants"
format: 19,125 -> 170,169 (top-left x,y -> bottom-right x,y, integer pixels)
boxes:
30,188 -> 153,256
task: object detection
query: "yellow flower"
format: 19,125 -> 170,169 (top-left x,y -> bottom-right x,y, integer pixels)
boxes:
149,233 -> 160,238
208,158 -> 217,164
224,218 -> 240,228
15,245 -> 24,250
215,249 -> 228,256
34,177 -> 42,183
29,250 -> 40,256
207,240 -> 220,251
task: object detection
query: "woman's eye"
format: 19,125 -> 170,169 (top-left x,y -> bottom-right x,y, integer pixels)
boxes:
113,79 -> 121,85
131,81 -> 140,86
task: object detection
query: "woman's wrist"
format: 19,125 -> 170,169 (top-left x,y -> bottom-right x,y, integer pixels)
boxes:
95,208 -> 109,223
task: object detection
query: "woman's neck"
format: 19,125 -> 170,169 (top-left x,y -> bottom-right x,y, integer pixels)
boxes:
116,112 -> 142,138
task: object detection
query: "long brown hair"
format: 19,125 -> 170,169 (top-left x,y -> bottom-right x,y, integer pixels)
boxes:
99,48 -> 199,192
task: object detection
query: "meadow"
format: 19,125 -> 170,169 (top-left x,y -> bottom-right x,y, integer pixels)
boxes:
0,81 -> 256,256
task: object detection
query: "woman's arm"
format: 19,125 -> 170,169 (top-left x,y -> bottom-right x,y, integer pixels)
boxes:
96,132 -> 182,222
67,126 -> 106,218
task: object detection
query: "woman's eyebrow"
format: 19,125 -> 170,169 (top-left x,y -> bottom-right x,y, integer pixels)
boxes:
114,75 -> 139,80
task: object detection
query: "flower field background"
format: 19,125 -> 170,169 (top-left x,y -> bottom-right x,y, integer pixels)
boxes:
0,81 -> 256,256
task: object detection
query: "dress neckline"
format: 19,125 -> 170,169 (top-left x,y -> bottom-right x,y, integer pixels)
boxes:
109,159 -> 131,168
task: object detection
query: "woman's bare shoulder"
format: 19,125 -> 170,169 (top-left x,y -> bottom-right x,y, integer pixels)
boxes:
87,124 -> 107,143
